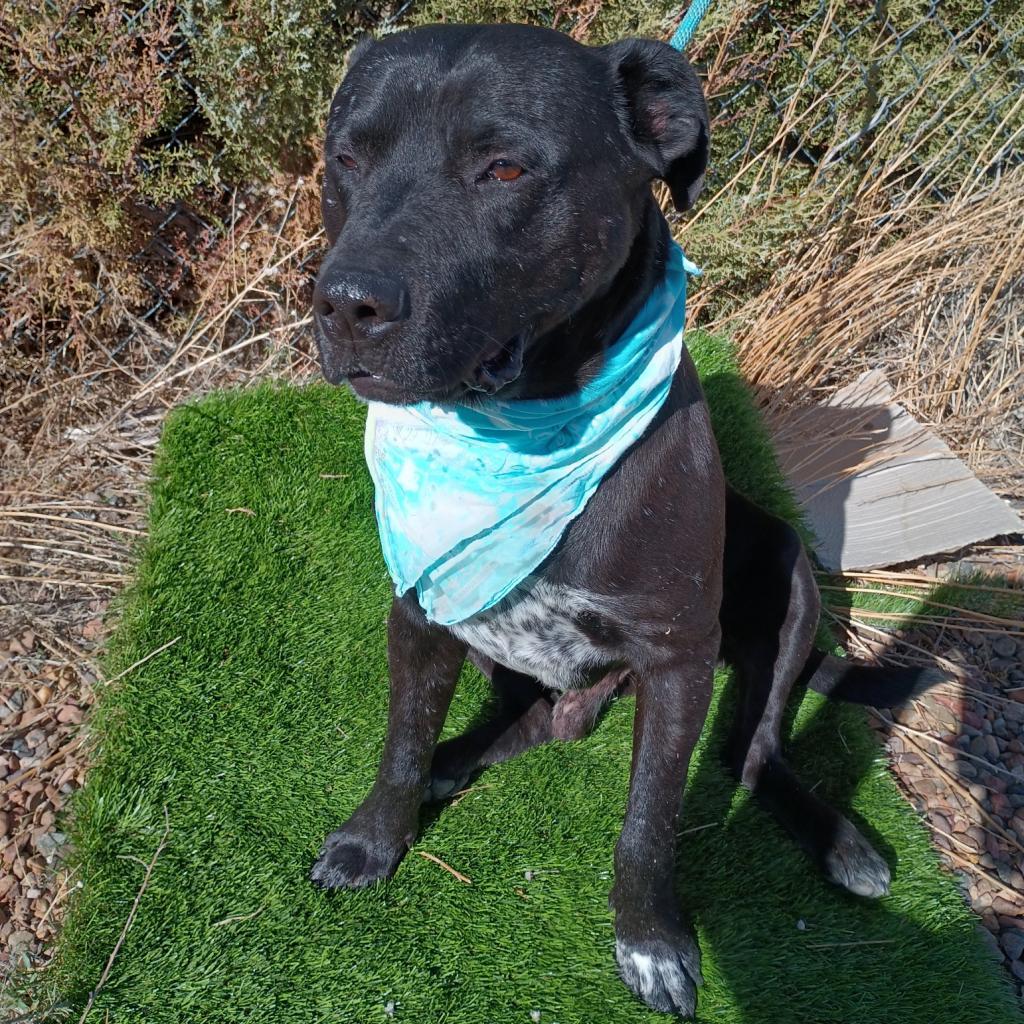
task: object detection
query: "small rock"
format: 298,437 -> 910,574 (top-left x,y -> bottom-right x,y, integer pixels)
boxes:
23,789 -> 45,814
991,658 -> 1017,674
991,793 -> 1011,820
978,925 -> 1004,960
56,705 -> 84,725
965,631 -> 987,648
0,811 -> 9,838
970,735 -> 990,759
24,729 -> 46,750
992,895 -> 1019,916
962,709 -> 986,730
34,832 -> 64,859
530,1012 -> 541,1024
986,774 -> 1007,794
1002,929 -> 1024,961
1012,960 -> 1024,984
8,930 -> 35,953
985,735 -> 1000,760
969,784 -> 988,803
992,636 -> 1018,659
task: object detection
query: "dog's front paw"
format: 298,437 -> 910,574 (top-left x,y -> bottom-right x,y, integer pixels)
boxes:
615,927 -> 703,1019
310,821 -> 409,890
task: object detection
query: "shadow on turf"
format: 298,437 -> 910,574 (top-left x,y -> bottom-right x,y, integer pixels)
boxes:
692,367 -> 1018,1020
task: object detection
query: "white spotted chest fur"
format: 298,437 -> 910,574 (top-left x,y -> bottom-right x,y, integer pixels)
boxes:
448,578 -> 623,691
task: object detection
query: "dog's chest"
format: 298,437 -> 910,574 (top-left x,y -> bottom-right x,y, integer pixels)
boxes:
448,579 -> 624,690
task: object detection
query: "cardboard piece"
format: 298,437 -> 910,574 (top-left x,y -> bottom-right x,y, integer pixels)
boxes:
772,370 -> 1022,571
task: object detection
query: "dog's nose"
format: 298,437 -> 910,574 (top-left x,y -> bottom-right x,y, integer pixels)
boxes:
313,270 -> 411,339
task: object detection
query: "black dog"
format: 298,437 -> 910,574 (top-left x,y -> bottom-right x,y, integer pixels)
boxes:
309,24 -> 942,1018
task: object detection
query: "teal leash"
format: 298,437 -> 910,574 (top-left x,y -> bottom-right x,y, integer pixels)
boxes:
668,0 -> 712,50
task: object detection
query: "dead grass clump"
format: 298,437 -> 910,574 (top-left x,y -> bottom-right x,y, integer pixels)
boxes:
0,0 -> 372,399
676,3 -> 1024,495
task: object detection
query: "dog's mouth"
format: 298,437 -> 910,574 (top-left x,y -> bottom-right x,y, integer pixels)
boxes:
336,329 -> 530,404
464,330 -> 528,395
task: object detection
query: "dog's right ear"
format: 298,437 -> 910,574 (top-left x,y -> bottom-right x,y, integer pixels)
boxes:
344,34 -> 375,74
603,38 -> 709,212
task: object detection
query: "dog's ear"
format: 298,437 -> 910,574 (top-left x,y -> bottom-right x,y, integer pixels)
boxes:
344,34 -> 375,73
603,38 -> 709,212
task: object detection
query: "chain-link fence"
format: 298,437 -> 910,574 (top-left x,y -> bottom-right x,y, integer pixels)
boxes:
701,1 -> 1023,205
5,0 -> 1023,369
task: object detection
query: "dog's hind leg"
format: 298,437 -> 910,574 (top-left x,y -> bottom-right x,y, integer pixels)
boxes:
427,660 -> 629,801
721,491 -> 891,898
426,661 -> 556,801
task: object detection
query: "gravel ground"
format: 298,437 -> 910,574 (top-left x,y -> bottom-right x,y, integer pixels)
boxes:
1,617 -> 99,970
1,584 -> 1022,1002
875,620 -> 1024,997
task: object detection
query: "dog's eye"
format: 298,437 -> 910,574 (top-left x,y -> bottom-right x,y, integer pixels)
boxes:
336,153 -> 358,170
485,159 -> 524,182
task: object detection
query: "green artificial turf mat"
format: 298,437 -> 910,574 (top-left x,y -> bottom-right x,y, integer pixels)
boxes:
54,333 -> 1020,1023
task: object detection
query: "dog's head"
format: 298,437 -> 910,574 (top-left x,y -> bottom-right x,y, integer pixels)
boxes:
313,24 -> 708,403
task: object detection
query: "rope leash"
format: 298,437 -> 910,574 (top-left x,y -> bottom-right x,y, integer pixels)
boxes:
668,0 -> 712,51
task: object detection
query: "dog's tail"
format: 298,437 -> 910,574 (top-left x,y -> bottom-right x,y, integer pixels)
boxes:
801,649 -> 950,707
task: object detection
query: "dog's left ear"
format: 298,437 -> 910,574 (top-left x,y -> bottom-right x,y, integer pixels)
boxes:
603,38 -> 709,212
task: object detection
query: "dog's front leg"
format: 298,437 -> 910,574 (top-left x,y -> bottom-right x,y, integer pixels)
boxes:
310,594 -> 466,889
611,625 -> 718,1019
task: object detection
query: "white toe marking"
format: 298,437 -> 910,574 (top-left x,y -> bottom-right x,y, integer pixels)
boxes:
617,943 -> 690,1001
631,951 -> 655,993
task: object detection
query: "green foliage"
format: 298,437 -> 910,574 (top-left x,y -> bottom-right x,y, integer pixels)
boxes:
51,337 -> 1019,1022
406,0 -> 677,45
179,0 -> 355,182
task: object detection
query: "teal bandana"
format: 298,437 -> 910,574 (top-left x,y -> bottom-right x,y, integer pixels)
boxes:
364,242 -> 699,626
